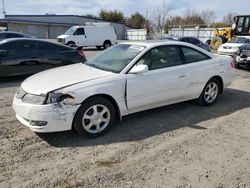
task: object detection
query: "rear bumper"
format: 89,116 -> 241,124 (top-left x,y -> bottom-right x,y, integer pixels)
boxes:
224,70 -> 235,88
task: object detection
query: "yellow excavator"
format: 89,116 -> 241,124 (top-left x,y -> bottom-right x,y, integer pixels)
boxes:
210,15 -> 250,50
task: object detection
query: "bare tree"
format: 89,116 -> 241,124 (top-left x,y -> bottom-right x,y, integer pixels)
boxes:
223,13 -> 238,26
150,0 -> 173,33
200,10 -> 216,26
183,9 -> 205,26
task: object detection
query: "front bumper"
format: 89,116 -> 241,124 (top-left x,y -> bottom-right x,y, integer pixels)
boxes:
13,97 -> 80,133
235,56 -> 250,68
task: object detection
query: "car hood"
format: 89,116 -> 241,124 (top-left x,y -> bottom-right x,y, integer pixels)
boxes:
21,63 -> 114,95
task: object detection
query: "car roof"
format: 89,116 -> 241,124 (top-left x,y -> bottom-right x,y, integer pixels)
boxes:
0,31 -> 28,35
120,40 -> 187,47
120,40 -> 213,57
161,36 -> 201,41
0,38 -> 73,48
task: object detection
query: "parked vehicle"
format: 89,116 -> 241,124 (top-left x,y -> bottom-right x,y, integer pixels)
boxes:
210,15 -> 250,50
0,31 -> 34,41
234,43 -> 250,68
160,36 -> 210,51
13,41 -> 235,137
0,38 -> 86,78
217,37 -> 250,56
57,23 -> 117,49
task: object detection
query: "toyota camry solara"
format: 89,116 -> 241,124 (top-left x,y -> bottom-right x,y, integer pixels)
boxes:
13,41 -> 235,137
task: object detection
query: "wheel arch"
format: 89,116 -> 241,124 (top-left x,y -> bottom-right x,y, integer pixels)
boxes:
66,41 -> 75,44
80,94 -> 121,121
208,75 -> 224,94
103,39 -> 111,45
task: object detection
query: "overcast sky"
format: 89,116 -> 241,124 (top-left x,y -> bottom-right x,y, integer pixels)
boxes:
1,0 -> 249,21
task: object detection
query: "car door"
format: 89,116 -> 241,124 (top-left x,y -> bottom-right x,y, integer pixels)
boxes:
73,28 -> 87,46
126,45 -> 190,113
179,46 -> 213,98
0,40 -> 40,76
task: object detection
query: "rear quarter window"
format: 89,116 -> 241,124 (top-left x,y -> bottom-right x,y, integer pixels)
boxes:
181,46 -> 210,63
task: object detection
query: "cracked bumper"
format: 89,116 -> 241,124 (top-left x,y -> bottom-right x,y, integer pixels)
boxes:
13,97 -> 80,133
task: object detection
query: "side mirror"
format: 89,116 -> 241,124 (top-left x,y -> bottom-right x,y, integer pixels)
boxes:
129,64 -> 148,74
0,50 -> 8,57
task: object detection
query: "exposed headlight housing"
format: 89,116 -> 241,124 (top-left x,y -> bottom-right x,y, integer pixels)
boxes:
22,94 -> 46,105
234,47 -> 241,55
46,92 -> 76,105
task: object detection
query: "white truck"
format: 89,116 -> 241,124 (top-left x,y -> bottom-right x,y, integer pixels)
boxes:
57,23 -> 117,49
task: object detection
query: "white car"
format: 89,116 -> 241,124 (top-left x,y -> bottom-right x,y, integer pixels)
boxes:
217,37 -> 250,56
57,23 -> 117,49
13,41 -> 235,137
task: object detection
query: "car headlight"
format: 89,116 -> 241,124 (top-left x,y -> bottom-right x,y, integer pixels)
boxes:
234,47 -> 241,55
46,92 -> 76,105
22,94 -> 46,105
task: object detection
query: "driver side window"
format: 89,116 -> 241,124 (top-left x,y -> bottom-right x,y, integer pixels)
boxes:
136,46 -> 182,70
74,28 -> 85,35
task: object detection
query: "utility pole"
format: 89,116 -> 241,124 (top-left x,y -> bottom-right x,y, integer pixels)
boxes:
2,0 -> 6,18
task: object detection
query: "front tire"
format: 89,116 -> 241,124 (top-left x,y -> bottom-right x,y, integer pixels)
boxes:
197,78 -> 221,106
73,97 -> 116,138
210,36 -> 223,50
66,41 -> 76,47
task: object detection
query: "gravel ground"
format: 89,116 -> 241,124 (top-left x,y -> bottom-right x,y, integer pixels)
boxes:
0,51 -> 250,187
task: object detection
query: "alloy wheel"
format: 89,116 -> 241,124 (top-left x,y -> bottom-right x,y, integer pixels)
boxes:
82,104 -> 111,134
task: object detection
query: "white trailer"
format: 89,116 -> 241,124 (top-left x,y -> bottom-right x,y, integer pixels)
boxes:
169,27 -> 216,43
125,29 -> 147,41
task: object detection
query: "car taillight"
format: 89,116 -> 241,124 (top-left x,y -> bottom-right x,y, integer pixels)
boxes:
78,50 -> 85,57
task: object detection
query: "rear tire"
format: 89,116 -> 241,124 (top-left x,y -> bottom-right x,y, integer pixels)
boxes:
103,41 -> 111,49
197,78 -> 221,106
73,97 -> 116,138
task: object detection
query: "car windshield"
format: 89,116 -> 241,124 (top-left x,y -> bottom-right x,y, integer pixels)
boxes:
64,27 -> 77,35
229,37 -> 249,43
85,44 -> 145,73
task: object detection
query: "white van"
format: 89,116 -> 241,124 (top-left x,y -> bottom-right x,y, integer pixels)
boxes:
57,23 -> 117,49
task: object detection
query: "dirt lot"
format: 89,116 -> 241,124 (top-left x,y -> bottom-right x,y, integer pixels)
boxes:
0,50 -> 250,188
